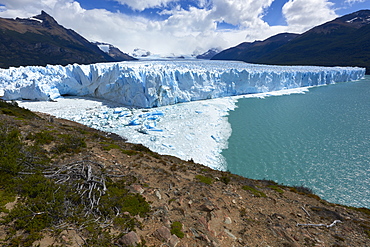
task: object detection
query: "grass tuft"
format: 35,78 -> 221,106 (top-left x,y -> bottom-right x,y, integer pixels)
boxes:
195,175 -> 213,185
171,221 -> 185,238
242,185 -> 267,197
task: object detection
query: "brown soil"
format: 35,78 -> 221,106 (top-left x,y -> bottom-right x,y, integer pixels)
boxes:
1,111 -> 369,247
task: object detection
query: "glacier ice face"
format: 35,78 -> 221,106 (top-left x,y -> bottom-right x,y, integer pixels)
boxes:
0,60 -> 365,107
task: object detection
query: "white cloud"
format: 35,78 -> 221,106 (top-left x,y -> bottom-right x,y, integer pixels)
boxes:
282,0 -> 337,32
113,0 -> 178,11
0,0 -> 340,56
197,0 -> 212,8
0,0 -> 57,17
211,0 -> 273,28
345,0 -> 365,4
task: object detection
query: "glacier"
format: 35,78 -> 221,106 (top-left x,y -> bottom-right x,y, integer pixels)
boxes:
1,60 -> 366,169
0,60 -> 365,107
16,87 -> 316,170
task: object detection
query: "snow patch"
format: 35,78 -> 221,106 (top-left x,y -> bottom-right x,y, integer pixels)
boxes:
28,17 -> 43,23
97,44 -> 110,53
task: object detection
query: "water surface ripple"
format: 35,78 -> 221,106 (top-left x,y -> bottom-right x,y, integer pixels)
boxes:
223,76 -> 370,208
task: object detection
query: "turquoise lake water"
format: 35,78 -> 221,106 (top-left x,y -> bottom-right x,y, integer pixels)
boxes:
223,76 -> 370,208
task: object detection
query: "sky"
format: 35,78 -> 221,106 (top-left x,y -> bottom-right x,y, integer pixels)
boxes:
0,0 -> 368,56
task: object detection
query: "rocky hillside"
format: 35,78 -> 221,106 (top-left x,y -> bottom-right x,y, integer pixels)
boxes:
0,100 -> 369,246
0,11 -> 135,68
213,10 -> 370,74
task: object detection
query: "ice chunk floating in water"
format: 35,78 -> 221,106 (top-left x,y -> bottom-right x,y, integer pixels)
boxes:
0,60 -> 365,107
17,96 -> 237,170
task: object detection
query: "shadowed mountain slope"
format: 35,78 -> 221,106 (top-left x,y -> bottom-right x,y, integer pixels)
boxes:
212,33 -> 299,61
0,11 -> 135,68
212,10 -> 370,73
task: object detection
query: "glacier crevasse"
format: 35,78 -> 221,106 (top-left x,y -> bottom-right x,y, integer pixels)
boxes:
0,60 -> 365,108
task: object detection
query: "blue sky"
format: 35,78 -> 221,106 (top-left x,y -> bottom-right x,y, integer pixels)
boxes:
0,0 -> 368,56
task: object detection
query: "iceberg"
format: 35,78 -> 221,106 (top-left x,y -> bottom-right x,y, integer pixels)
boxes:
17,96 -> 237,170
0,60 -> 365,107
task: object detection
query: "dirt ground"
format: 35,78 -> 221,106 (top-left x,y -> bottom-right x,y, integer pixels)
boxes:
1,111 -> 369,247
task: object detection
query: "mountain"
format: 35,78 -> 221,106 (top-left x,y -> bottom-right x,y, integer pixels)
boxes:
212,10 -> 370,73
132,48 -> 152,58
211,33 -> 299,61
93,42 -> 135,61
0,11 -> 135,68
196,48 -> 222,59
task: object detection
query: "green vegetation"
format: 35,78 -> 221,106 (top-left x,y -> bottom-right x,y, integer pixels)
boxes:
195,175 -> 213,185
0,124 -> 24,185
242,185 -> 267,198
121,149 -> 139,156
100,141 -> 139,156
0,101 -> 151,246
0,100 -> 37,119
291,185 -> 314,194
53,133 -> 87,154
170,221 -> 185,239
267,185 -> 284,194
26,130 -> 55,145
220,174 -> 231,185
0,189 -> 15,213
100,179 -> 150,219
100,141 -> 121,151
133,144 -> 162,159
346,207 -> 370,216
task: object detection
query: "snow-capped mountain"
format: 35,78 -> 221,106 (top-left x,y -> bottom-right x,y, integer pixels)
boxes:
196,48 -> 222,60
93,42 -> 136,61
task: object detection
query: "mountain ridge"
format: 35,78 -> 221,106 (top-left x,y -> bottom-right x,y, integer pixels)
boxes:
0,11 -> 135,68
212,10 -> 370,74
212,32 -> 299,61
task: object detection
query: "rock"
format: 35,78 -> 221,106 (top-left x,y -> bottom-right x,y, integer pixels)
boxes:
200,202 -> 215,212
169,234 -> 180,247
189,227 -> 201,238
118,231 -> 140,246
130,184 -> 144,194
177,244 -> 188,247
224,216 -> 232,224
272,213 -> 285,220
155,190 -> 162,200
154,226 -> 171,242
224,228 -> 237,240
162,217 -> 172,228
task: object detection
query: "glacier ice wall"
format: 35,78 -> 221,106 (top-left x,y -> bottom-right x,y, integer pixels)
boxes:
0,60 -> 365,108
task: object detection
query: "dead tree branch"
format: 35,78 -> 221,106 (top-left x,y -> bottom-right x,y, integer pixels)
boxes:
297,220 -> 342,228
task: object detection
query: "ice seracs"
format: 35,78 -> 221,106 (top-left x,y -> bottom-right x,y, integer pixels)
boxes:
0,60 -> 365,108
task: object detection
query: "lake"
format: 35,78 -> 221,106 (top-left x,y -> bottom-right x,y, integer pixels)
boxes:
223,76 -> 370,208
